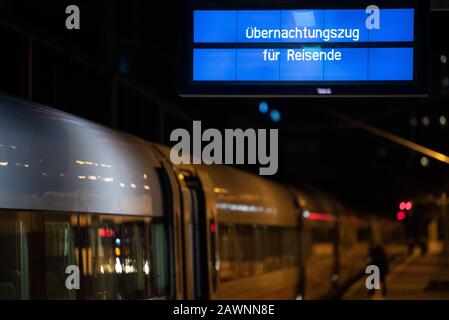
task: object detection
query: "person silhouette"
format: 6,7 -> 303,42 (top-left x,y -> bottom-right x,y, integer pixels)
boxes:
368,245 -> 389,296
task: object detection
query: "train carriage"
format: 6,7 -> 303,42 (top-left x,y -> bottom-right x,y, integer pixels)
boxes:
0,94 -> 406,300
154,147 -> 302,299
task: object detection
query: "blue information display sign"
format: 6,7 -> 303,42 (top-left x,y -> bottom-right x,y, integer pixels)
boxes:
193,48 -> 414,81
179,1 -> 429,97
194,9 -> 414,44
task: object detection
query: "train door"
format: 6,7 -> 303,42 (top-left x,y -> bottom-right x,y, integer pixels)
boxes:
183,176 -> 209,300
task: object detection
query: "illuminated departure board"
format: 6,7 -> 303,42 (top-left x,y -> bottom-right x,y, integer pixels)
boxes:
179,0 -> 429,97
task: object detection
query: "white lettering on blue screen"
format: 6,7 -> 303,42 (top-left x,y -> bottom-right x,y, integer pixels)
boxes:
245,27 -> 360,42
262,49 -> 342,62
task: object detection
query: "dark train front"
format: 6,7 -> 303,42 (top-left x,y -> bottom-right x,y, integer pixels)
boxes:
0,95 -> 406,300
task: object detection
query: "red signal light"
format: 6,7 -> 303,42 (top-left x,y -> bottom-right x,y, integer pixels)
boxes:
396,211 -> 407,221
307,212 -> 333,222
405,201 -> 412,210
399,201 -> 413,211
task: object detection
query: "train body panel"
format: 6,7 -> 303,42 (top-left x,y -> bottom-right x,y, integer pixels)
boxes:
0,94 -> 163,217
152,150 -> 302,300
195,165 -> 301,299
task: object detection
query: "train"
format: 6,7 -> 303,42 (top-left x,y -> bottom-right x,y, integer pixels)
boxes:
0,94 -> 406,300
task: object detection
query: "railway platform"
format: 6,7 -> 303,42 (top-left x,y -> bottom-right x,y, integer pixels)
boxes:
343,252 -> 449,300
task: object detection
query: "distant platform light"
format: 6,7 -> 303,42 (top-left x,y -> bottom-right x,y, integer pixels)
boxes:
399,201 -> 413,211
441,54 -> 448,64
118,52 -> 129,75
259,101 -> 269,114
420,156 -> 429,167
270,109 -> 281,122
440,115 -> 447,127
410,117 -> 417,127
144,261 -> 150,275
115,257 -> 122,274
422,116 -> 430,126
442,77 -> 449,88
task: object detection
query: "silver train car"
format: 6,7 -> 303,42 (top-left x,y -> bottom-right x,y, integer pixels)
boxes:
0,94 -> 406,300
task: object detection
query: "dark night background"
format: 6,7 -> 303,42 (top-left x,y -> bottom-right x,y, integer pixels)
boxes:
0,0 -> 448,217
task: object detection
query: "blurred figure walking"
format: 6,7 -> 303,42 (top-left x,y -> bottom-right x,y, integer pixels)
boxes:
368,245 -> 389,296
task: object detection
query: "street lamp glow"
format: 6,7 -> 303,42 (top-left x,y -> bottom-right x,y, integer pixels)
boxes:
259,101 -> 269,114
420,156 -> 429,167
270,109 -> 281,123
442,77 -> 449,88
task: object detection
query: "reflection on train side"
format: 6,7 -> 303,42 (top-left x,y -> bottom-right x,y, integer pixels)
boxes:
303,213 -> 336,300
0,210 -> 170,299
218,224 -> 299,281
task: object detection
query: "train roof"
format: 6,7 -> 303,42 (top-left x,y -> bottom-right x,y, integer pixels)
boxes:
198,165 -> 298,226
155,145 -> 298,226
0,94 -> 163,216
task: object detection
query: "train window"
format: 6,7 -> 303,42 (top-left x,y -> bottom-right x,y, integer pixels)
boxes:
218,224 -> 235,281
273,228 -> 281,268
149,222 -> 170,297
0,211 -> 30,299
292,229 -> 300,265
80,215 -> 121,299
0,211 -> 170,300
235,225 -> 254,278
118,217 -> 150,299
44,214 -> 77,299
281,229 -> 297,267
311,225 -> 333,243
274,228 -> 284,270
281,229 -> 289,267
233,225 -> 242,278
217,223 -> 300,283
253,226 -> 265,275
264,227 -> 274,271
79,214 -> 169,299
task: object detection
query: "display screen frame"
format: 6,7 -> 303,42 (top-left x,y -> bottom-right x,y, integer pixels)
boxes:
179,0 -> 430,97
